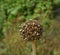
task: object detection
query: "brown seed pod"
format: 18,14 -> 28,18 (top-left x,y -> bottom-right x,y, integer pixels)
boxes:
19,19 -> 43,41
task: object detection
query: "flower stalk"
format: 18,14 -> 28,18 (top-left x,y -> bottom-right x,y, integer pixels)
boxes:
32,40 -> 37,55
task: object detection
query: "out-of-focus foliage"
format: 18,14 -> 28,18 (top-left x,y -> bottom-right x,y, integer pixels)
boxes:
0,0 -> 52,20
0,0 -> 60,55
54,0 -> 60,4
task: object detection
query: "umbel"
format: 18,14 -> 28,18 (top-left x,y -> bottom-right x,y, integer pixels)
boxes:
19,19 -> 43,41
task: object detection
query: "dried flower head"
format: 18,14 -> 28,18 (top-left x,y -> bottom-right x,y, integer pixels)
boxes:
19,19 -> 43,41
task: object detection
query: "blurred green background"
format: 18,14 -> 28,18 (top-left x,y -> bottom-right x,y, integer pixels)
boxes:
0,0 -> 60,55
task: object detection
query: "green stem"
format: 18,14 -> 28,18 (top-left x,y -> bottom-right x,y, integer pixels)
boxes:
32,40 -> 37,55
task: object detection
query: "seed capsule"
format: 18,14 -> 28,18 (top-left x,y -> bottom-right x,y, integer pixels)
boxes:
19,19 -> 43,41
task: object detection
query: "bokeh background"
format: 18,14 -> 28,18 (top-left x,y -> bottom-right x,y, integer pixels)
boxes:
0,0 -> 60,55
